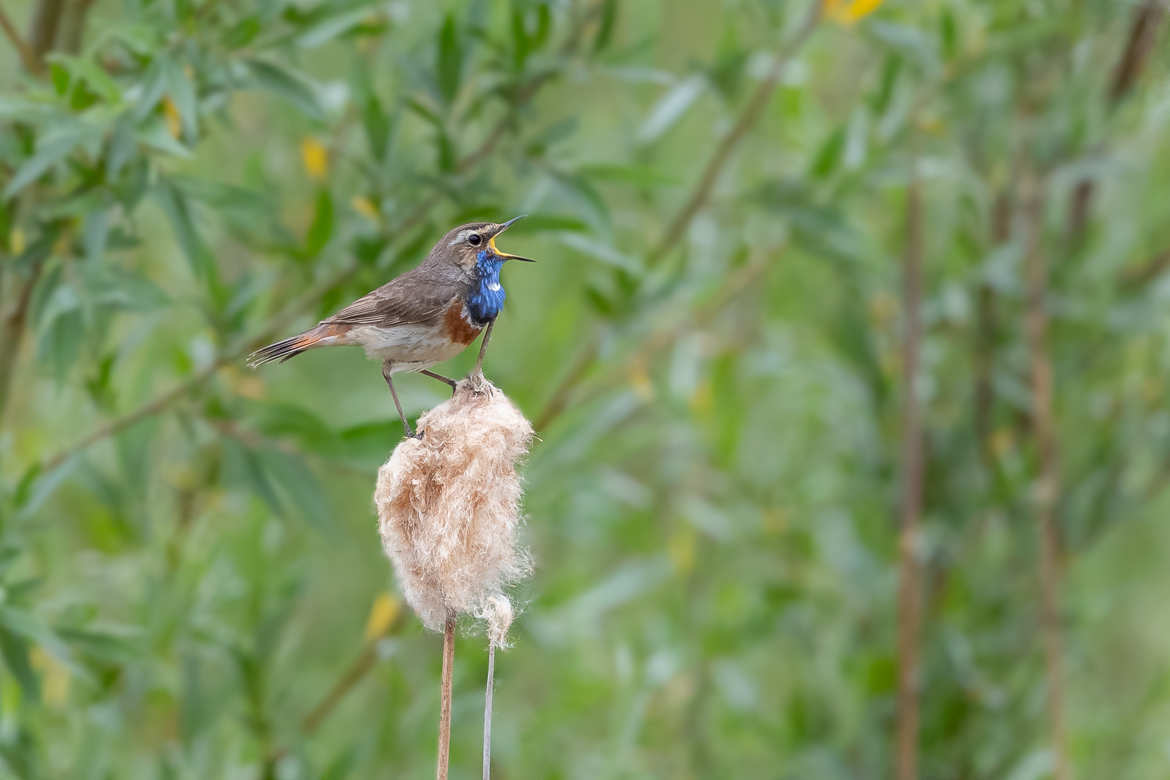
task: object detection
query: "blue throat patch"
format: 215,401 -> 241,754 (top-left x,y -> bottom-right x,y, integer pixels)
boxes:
466,250 -> 506,325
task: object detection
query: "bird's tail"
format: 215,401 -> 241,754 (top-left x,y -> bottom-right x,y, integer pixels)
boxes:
246,324 -> 342,367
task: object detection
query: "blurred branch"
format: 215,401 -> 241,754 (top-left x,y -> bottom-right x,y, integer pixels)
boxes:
0,261 -> 45,421
37,255 -> 379,475
0,0 -> 94,420
1109,1 -> 1166,104
39,357 -> 227,475
537,2 -> 824,428
649,0 -> 823,263
586,257 -> 772,397
33,7 -> 603,478
1023,176 -> 1071,780
300,642 -> 383,735
975,190 -> 1013,465
262,604 -> 406,767
300,610 -> 405,735
1143,444 -> 1170,503
1120,247 -> 1170,290
1067,178 -> 1092,245
895,161 -> 924,780
26,0 -> 63,64
207,418 -> 373,478
57,0 -> 94,55
1069,2 -> 1165,241
300,645 -> 379,736
538,251 -> 776,430
0,4 -> 39,71
533,337 -> 600,431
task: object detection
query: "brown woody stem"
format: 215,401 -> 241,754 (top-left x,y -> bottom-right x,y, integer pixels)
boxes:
1024,177 -> 1071,780
895,159 -> 924,780
437,611 -> 456,780
0,4 -> 39,71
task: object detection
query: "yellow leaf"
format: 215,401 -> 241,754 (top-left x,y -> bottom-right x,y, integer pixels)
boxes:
163,97 -> 182,140
165,461 -> 201,492
916,112 -> 945,134
868,290 -> 896,327
668,528 -> 697,575
689,380 -> 713,415
826,0 -> 884,24
364,592 -> 402,641
226,364 -> 267,400
351,195 -> 380,223
300,137 -> 329,180
990,428 -> 1014,458
10,227 -> 25,255
629,360 -> 654,401
763,507 -> 789,535
30,647 -> 70,706
52,224 -> 73,256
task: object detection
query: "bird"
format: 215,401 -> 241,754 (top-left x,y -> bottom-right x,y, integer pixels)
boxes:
247,216 -> 534,438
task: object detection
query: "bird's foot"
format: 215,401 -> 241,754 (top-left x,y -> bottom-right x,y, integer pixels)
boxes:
466,370 -> 492,396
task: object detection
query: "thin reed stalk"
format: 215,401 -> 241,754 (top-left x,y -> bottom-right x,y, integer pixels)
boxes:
482,644 -> 496,780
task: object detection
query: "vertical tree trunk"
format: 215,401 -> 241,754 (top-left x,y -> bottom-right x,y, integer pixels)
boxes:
1024,178 -> 1071,780
896,161 -> 925,780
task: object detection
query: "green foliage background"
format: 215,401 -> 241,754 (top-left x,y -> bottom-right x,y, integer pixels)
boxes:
2,0 -> 1169,777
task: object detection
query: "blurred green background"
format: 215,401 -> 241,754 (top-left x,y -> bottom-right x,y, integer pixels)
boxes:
2,0 -> 1170,777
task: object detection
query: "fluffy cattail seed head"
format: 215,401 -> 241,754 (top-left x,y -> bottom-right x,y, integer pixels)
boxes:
374,377 -> 532,642
479,593 -> 514,649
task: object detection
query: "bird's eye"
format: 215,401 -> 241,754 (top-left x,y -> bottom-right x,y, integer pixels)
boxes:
468,233 -> 483,246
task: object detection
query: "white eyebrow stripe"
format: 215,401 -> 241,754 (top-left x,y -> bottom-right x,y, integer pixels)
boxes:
448,230 -> 467,246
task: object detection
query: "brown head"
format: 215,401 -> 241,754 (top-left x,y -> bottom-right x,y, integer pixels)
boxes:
428,216 -> 535,274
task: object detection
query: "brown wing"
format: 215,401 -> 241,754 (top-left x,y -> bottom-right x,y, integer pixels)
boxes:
322,271 -> 462,328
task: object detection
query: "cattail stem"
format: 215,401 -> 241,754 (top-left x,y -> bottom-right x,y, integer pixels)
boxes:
437,611 -> 456,780
482,643 -> 496,780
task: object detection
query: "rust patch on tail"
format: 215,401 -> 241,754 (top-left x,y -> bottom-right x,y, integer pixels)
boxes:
248,322 -> 351,367
444,301 -> 483,345
294,323 -> 348,350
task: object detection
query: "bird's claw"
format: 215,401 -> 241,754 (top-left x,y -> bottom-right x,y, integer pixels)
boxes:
466,370 -> 492,396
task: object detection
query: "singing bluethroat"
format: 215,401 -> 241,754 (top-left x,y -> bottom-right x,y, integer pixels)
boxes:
247,216 -> 533,438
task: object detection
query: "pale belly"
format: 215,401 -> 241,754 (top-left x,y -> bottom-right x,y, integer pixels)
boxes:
344,323 -> 473,372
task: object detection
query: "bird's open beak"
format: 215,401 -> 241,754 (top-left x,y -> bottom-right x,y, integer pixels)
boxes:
489,215 -> 535,262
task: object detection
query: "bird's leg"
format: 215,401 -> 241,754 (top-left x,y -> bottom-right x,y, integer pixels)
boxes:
382,362 -> 419,439
473,320 -> 495,378
419,369 -> 458,395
